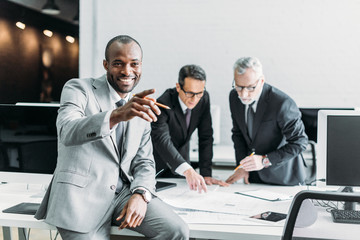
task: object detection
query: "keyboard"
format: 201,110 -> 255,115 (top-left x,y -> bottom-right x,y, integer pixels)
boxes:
331,209 -> 360,224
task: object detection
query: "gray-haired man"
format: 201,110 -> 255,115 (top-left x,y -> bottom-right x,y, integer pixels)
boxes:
226,57 -> 308,186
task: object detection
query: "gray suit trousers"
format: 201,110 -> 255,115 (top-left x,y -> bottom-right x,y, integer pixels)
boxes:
57,185 -> 189,240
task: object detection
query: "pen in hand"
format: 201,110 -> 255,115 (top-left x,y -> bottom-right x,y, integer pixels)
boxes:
133,94 -> 171,109
144,97 -> 171,109
234,152 -> 255,171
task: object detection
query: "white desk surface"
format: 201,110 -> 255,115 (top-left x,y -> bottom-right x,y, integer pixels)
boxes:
1,169 -> 360,240
292,206 -> 360,240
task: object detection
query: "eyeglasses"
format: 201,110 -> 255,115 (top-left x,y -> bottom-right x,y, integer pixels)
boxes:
232,79 -> 260,92
180,85 -> 205,99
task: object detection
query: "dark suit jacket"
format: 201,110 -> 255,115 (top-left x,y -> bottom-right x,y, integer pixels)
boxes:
151,88 -> 213,177
230,83 -> 308,185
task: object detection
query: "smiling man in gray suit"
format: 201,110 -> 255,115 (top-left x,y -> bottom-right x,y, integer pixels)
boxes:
35,35 -> 188,240
226,57 -> 308,186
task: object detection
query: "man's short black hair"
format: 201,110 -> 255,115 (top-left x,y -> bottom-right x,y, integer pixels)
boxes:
178,65 -> 206,86
105,35 -> 143,61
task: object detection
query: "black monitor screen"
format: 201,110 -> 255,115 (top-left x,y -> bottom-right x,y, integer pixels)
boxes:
326,115 -> 360,186
0,104 -> 58,174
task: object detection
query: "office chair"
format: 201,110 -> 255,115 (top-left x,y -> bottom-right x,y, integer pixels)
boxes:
282,190 -> 360,240
299,108 -> 319,182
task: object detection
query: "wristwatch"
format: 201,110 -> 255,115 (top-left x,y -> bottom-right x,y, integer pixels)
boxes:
262,155 -> 272,168
133,189 -> 152,203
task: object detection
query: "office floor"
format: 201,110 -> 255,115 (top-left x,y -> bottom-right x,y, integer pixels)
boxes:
0,228 -> 60,240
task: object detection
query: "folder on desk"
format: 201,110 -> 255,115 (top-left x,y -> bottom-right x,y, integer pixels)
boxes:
2,202 -> 40,215
235,190 -> 293,202
155,181 -> 177,192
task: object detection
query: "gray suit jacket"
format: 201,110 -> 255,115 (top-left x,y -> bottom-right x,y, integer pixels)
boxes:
35,75 -> 156,232
229,83 -> 308,185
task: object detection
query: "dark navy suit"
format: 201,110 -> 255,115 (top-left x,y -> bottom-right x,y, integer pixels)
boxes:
151,88 -> 213,177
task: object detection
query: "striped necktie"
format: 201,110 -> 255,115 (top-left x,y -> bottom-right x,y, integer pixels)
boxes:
115,99 -> 126,193
116,99 -> 126,150
185,108 -> 191,129
247,102 -> 255,139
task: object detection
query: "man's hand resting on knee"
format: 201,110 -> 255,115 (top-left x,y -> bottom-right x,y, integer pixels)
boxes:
116,194 -> 147,229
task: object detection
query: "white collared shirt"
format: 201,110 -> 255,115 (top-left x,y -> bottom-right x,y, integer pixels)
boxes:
242,87 -> 263,124
106,79 -> 131,132
178,96 -> 188,114
106,81 -> 152,197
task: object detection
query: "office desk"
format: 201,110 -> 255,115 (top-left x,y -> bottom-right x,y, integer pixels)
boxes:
155,176 -> 297,240
1,172 -> 360,240
0,171 -> 295,240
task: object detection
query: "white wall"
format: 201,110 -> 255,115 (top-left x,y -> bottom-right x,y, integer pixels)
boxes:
80,0 -> 360,145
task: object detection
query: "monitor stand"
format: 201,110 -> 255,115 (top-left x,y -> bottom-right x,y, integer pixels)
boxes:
339,186 -> 356,210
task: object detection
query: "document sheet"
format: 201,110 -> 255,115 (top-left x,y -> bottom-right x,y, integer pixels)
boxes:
157,185 -> 290,225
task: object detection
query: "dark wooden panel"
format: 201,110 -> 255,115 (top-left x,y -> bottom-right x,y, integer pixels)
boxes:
0,1 -> 79,103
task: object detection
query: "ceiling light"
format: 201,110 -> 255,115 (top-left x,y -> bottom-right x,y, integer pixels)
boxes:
41,0 -> 60,15
43,30 -> 53,37
16,21 -> 26,30
66,36 -> 75,43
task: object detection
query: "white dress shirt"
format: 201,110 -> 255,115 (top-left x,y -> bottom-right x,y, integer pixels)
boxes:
175,96 -> 193,176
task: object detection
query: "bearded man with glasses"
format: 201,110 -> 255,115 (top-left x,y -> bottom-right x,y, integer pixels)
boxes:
151,64 -> 228,193
225,57 -> 308,186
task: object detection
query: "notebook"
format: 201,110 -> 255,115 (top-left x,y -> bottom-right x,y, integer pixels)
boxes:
2,202 -> 40,215
155,181 -> 177,192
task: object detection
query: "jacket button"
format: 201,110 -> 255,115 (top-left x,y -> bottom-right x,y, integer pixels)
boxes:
110,185 -> 116,190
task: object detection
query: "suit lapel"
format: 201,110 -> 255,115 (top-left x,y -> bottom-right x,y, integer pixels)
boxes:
92,75 -> 120,160
186,96 -> 204,136
171,93 -> 188,137
92,75 -> 113,113
252,84 -> 269,140
238,102 -> 252,144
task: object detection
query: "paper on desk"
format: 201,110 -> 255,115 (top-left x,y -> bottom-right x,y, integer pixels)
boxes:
173,207 -> 285,226
157,187 -> 271,216
235,189 -> 293,202
174,208 -> 249,225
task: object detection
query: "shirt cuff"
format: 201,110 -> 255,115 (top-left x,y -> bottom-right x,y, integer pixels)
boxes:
106,110 -> 117,132
175,162 -> 192,176
132,187 -> 147,193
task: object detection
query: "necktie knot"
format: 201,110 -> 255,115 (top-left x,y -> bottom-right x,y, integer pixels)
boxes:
116,99 -> 126,107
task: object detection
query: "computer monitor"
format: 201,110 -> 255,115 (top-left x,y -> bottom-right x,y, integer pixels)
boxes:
317,110 -> 360,189
0,103 -> 59,185
300,108 -> 354,142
